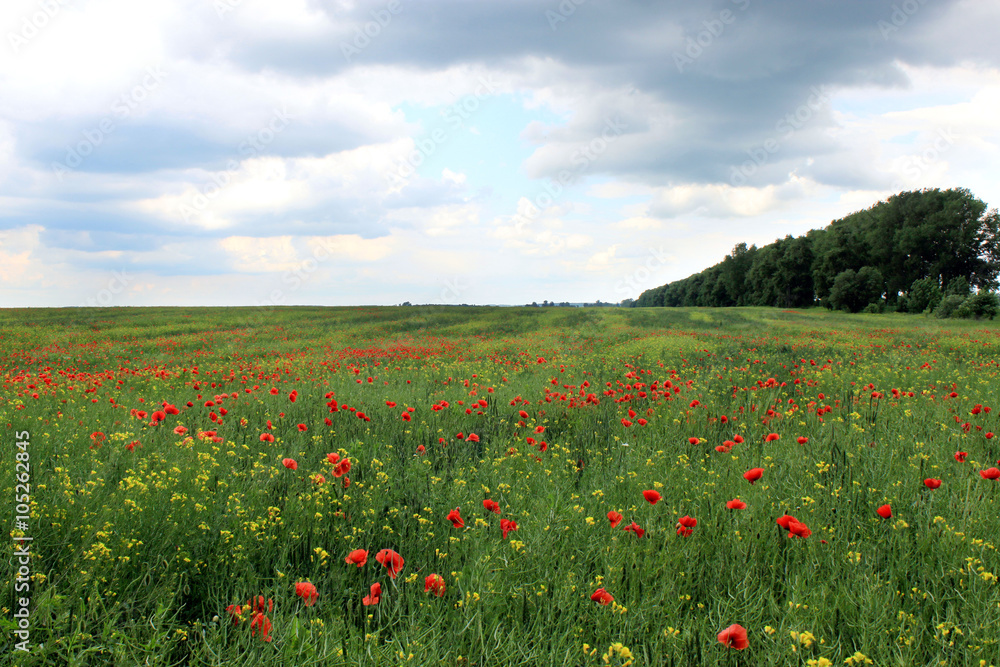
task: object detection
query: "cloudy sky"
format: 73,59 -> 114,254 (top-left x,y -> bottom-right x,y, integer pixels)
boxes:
1,0 -> 998,307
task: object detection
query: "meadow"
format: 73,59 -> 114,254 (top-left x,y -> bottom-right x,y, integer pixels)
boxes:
1,305 -> 998,666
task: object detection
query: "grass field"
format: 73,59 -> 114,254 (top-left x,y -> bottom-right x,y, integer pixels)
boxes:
2,306 -> 999,666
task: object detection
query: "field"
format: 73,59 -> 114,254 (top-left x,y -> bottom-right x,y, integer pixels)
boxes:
2,305 -> 999,666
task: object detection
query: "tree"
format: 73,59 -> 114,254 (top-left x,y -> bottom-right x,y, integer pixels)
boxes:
829,267 -> 884,312
907,277 -> 942,313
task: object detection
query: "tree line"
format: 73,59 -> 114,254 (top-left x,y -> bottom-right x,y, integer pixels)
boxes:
632,188 -> 1000,316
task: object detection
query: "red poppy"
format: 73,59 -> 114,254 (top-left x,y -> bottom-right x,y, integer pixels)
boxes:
424,574 -> 446,597
734,435 -> 744,444
333,459 -> 351,477
590,588 -> 614,605
776,514 -> 797,529
345,549 -> 368,567
955,451 -> 968,462
446,507 -> 464,528
688,437 -> 699,445
607,511 -> 623,528
743,468 -> 764,484
151,411 -> 166,423
500,518 -> 518,539
467,433 -> 480,442
642,490 -> 662,505
247,596 -> 273,614
401,412 -> 411,422
375,549 -> 404,578
623,521 -> 645,538
125,440 -> 139,452
981,467 -> 1000,480
765,433 -> 780,442
676,515 -> 697,537
416,444 -> 425,455
311,473 -> 325,485
877,504 -> 892,518
519,410 -> 529,419
637,418 -> 648,426
225,603 -> 242,625
483,499 -> 501,514
250,612 -> 272,642
363,582 -> 381,606
923,478 -> 941,489
327,452 -> 341,465
456,432 -> 464,440
796,436 -> 808,445
726,499 -> 747,510
297,423 -> 308,432
282,458 -> 298,470
986,432 -> 995,440
260,433 -> 275,443
295,581 -> 318,606
717,623 -> 748,650
786,518 -> 812,538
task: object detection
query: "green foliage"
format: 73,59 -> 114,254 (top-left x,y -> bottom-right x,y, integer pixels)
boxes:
907,277 -> 943,314
934,294 -> 966,319
956,292 -> 999,320
945,275 -> 971,297
828,266 -> 884,313
636,188 -> 1000,311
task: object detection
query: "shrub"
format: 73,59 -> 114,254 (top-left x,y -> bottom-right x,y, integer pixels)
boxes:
907,277 -> 942,314
956,292 -> 999,320
935,294 -> 966,319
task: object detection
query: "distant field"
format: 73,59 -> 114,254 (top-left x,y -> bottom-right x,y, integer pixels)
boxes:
2,306 -> 999,666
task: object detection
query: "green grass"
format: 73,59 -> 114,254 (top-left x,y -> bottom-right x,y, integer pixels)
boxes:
1,306 -> 999,666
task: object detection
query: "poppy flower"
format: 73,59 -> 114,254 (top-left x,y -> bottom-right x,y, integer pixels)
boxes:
416,444 -> 425,455
467,433 -> 480,442
225,603 -> 242,625
250,612 -> 272,642
796,436 -> 808,445
333,459 -> 351,477
327,452 -> 341,465
363,582 -> 381,606
311,473 -> 325,485
923,478 -> 941,489
483,499 -> 501,514
456,432 -> 464,440
776,515 -> 797,529
345,549 -> 368,567
500,518 -> 518,539
590,588 -> 614,605
717,623 -> 748,650
519,410 -> 529,419
743,468 -> 764,484
981,467 -> 1000,480
401,412 -> 411,422
877,504 -> 892,518
151,411 -> 166,423
726,499 -> 747,510
446,508 -> 464,528
987,432 -> 995,440
676,516 -> 697,537
786,518 -> 811,538
734,435 -> 744,444
424,574 -> 446,597
260,433 -> 275,443
688,437 -> 699,445
375,549 -> 404,578
295,581 -> 318,606
955,451 -> 968,462
607,511 -> 623,528
248,596 -> 273,614
282,458 -> 298,470
623,521 -> 645,538
765,433 -> 780,442
297,423 -> 308,432
642,490 -> 662,505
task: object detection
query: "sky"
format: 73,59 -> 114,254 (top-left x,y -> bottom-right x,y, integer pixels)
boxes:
1,0 -> 999,307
